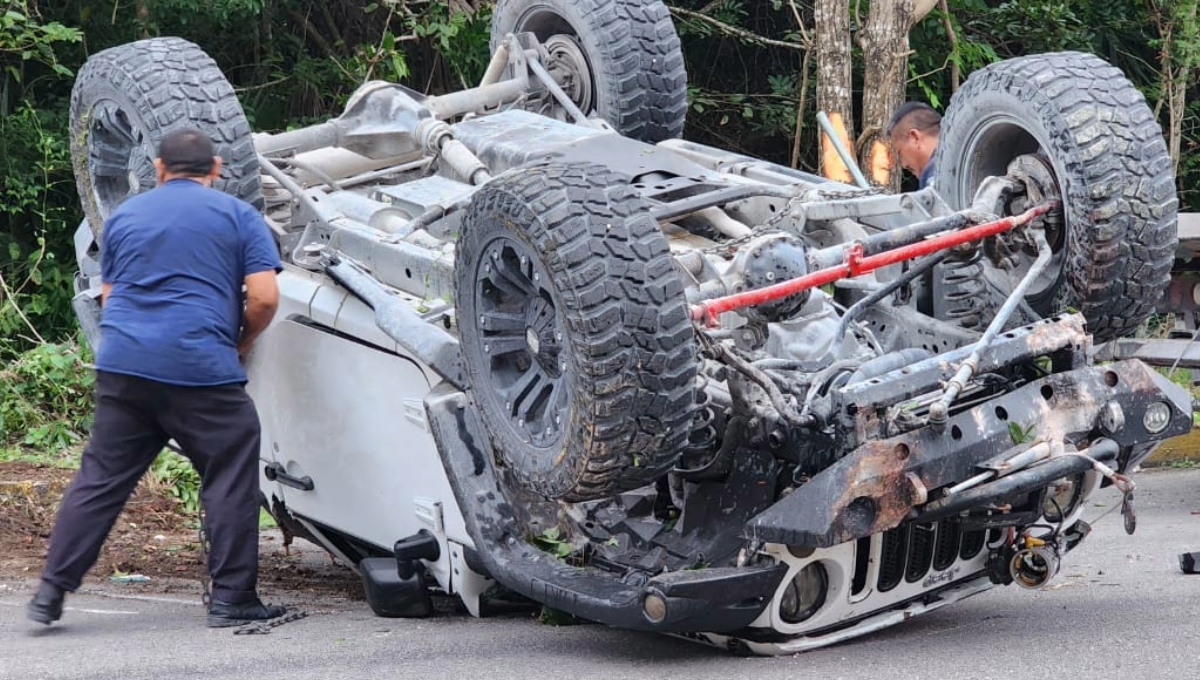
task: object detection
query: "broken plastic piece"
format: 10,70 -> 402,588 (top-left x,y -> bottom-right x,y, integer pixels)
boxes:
1180,552 -> 1200,574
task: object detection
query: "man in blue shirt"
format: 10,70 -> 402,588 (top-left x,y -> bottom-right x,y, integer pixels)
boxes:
886,101 -> 941,189
28,128 -> 285,628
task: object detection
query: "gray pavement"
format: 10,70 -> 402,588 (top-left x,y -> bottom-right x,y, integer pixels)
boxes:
4,468 -> 1200,679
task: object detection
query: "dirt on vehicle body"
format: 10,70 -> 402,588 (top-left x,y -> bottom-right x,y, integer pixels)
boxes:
65,0 -> 1190,654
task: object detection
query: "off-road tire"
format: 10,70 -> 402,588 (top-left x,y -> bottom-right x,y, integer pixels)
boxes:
455,162 -> 696,502
70,37 -> 262,238
490,0 -> 687,143
934,51 -> 1177,342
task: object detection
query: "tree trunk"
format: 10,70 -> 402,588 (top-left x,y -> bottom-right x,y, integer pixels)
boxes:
814,0 -> 854,182
1167,1 -> 1199,173
135,0 -> 150,39
857,0 -> 937,188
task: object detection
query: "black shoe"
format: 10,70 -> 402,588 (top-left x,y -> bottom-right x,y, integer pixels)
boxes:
27,581 -> 65,625
206,597 -> 287,628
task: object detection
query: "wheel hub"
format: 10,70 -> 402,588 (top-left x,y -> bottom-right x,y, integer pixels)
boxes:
543,34 -> 594,116
525,326 -> 540,355
995,153 -> 1067,301
524,296 -> 562,377
1006,154 -> 1064,253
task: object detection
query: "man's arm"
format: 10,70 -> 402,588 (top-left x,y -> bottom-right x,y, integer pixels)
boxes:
101,282 -> 112,306
238,270 -> 279,359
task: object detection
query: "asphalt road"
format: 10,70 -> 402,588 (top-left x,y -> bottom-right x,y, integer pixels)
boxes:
4,468 -> 1200,680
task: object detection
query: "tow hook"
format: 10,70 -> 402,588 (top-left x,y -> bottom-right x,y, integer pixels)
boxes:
1119,480 -> 1138,535
1076,453 -> 1138,536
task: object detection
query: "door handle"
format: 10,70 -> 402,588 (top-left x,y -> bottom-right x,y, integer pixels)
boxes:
264,462 -> 315,491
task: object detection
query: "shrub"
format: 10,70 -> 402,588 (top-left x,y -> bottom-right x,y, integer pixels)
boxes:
0,340 -> 94,463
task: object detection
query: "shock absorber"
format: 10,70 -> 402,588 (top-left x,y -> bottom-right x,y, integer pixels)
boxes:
937,246 -> 991,331
684,380 -> 718,457
674,374 -> 725,480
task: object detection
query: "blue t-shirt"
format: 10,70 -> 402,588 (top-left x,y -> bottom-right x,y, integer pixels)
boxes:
919,160 -> 935,189
97,179 -> 282,386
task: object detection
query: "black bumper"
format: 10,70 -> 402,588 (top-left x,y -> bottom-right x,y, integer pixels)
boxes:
426,384 -> 785,633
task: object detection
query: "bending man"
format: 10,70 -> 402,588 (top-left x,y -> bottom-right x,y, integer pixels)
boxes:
28,128 -> 284,628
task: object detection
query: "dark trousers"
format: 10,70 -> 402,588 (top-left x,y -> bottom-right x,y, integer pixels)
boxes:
42,370 -> 263,603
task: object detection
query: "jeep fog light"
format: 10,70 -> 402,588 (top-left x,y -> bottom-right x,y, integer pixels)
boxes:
1042,475 -> 1083,522
1143,401 -> 1172,434
779,562 -> 828,624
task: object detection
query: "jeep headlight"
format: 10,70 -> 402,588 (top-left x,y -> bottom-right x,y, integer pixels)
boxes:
1143,401 -> 1172,434
1042,475 -> 1083,522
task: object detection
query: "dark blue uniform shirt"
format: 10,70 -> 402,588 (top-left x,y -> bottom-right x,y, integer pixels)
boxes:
97,179 -> 282,386
919,160 -> 935,189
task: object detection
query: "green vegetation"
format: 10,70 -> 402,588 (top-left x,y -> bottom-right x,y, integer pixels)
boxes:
0,340 -> 93,464
149,449 -> 202,513
530,526 -> 575,560
1008,421 -> 1036,446
0,339 -> 204,514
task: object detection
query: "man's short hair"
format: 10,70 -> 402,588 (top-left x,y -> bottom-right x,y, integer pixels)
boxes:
886,102 -> 942,138
158,128 -> 217,176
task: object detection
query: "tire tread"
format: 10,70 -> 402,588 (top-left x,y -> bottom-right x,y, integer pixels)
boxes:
937,51 -> 1176,341
70,37 -> 262,235
455,162 -> 696,501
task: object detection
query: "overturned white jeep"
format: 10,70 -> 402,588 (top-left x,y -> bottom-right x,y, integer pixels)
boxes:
67,0 -> 1189,654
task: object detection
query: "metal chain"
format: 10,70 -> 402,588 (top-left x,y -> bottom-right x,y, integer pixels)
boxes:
200,508 -> 310,634
232,609 -> 310,635
815,186 -> 887,200
198,509 -> 212,607
701,193 -> 803,257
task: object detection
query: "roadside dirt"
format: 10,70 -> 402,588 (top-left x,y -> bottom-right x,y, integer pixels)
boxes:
0,461 -> 364,602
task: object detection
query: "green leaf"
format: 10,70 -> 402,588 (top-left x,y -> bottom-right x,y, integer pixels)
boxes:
538,606 -> 582,626
1008,422 -> 1035,445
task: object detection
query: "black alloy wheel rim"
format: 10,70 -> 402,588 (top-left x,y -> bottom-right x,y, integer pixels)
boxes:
474,235 -> 570,449
86,100 -> 157,220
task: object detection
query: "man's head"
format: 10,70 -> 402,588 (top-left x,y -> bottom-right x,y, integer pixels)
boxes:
886,102 -> 941,177
154,128 -> 222,185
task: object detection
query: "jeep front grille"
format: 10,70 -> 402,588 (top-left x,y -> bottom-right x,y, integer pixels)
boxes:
875,521 -> 984,593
